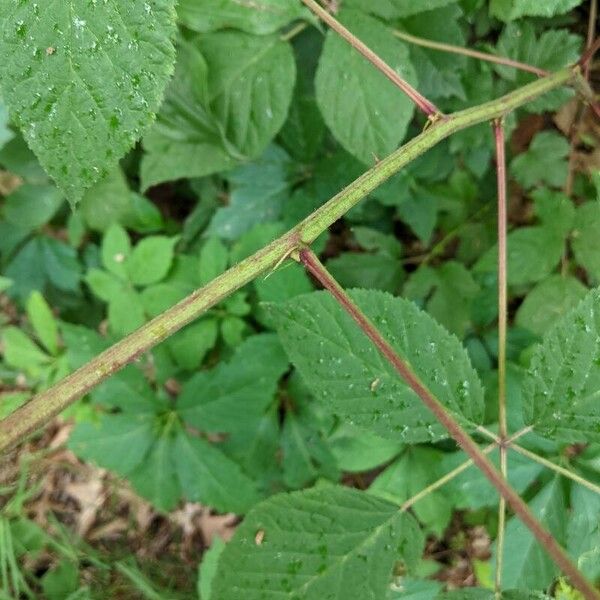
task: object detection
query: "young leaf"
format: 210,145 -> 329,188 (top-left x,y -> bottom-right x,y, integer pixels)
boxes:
272,290 -> 484,443
126,236 -> 177,286
101,224 -> 131,279
315,9 -> 417,165
522,287 -> 600,443
177,0 -> 306,35
26,291 -> 59,356
211,486 -> 423,600
0,0 -> 177,202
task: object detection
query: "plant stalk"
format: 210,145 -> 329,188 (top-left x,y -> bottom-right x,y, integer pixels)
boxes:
494,118 -> 509,597
0,67 -> 576,454
300,0 -> 441,117
392,29 -> 548,77
298,247 -> 600,600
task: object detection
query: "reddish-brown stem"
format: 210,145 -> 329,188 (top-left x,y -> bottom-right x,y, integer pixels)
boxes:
493,118 -> 508,595
580,37 -> 600,74
298,247 -> 599,600
300,0 -> 441,118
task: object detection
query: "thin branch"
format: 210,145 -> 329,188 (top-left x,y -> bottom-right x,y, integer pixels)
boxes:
393,30 -> 548,78
300,0 -> 441,118
478,427 -> 600,497
298,247 -> 599,600
511,443 -> 600,497
0,68 -> 577,455
401,443 -> 497,512
493,117 -> 508,598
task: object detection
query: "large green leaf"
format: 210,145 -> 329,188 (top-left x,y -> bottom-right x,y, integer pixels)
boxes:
272,290 -> 484,443
315,10 -> 416,165
494,477 -> 565,589
522,288 -> 600,443
142,32 -> 295,189
211,486 -> 423,600
177,0 -> 307,35
0,0 -> 176,202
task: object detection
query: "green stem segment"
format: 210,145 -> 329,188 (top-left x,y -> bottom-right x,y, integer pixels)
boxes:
494,118 -> 509,596
298,247 -> 599,600
0,67 -> 575,454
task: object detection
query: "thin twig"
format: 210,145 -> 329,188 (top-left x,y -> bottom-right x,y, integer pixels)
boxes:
401,443 -> 497,512
299,247 -> 599,600
393,30 -> 548,78
493,118 -> 508,598
510,444 -> 600,497
300,0 -> 441,118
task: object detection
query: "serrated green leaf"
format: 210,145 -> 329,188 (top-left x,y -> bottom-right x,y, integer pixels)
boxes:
26,291 -> 59,356
495,24 -> 580,113
522,287 -> 600,443
178,334 -> 289,433
85,269 -> 125,303
167,318 -> 218,370
212,486 -> 424,600
177,0 -> 306,35
174,432 -> 261,514
491,0 -> 584,20
516,275 -> 587,337
0,0 -> 177,202
315,9 -> 416,165
345,0 -> 458,18
511,132 -> 570,190
69,414 -> 155,476
494,477 -> 565,589
0,102 -> 14,151
272,290 -> 484,443
199,238 -> 228,286
127,236 -> 177,286
573,202 -> 600,282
